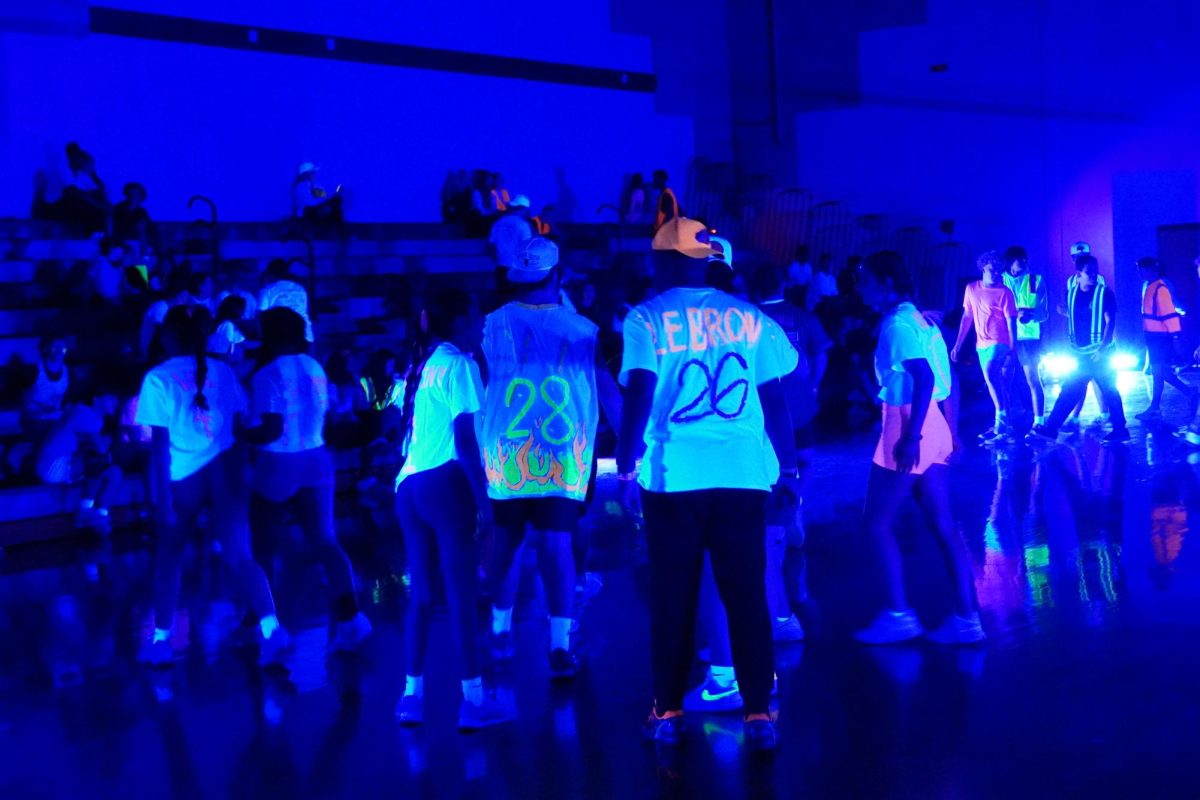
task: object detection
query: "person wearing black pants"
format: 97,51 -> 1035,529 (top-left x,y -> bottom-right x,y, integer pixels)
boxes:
1033,255 -> 1130,445
640,489 -> 772,715
617,222 -> 800,753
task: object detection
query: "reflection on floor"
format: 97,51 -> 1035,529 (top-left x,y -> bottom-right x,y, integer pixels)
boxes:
3,393 -> 1200,798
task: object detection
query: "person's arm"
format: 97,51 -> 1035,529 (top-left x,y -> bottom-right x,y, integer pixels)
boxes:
453,412 -> 492,524
1006,314 -> 1020,361
941,363 -> 962,452
1033,276 -> 1050,324
1096,290 -> 1117,357
595,349 -> 623,430
148,426 -> 175,524
760,379 -> 797,475
895,359 -> 934,474
616,370 -> 655,514
951,308 -> 973,361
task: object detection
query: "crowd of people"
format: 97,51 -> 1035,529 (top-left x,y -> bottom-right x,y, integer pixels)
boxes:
13,145 -> 1200,756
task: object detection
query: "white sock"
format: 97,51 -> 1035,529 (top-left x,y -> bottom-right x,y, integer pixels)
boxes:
80,498 -> 95,510
152,627 -> 171,644
1035,415 -> 1046,426
776,615 -> 793,624
462,676 -> 483,706
492,606 -> 513,636
550,616 -> 571,652
404,674 -> 424,698
995,410 -> 1004,427
709,665 -> 736,688
259,614 -> 281,640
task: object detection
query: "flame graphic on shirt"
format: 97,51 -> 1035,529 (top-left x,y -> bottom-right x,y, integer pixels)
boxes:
484,423 -> 590,498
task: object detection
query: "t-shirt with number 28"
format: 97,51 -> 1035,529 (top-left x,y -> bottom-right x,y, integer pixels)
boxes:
620,287 -> 799,494
480,302 -> 599,502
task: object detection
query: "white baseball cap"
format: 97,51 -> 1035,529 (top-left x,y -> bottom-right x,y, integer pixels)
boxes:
507,237 -> 558,283
508,194 -> 531,209
297,162 -> 319,175
1069,241 -> 1090,257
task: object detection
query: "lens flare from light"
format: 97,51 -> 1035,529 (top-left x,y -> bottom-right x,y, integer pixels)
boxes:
1040,353 -> 1078,380
1109,352 -> 1139,371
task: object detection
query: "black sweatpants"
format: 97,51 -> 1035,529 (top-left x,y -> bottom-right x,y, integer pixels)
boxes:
1047,350 -> 1127,432
641,487 -> 773,715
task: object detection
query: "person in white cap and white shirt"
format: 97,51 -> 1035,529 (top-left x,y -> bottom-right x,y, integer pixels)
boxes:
488,195 -> 534,288
292,161 -> 342,223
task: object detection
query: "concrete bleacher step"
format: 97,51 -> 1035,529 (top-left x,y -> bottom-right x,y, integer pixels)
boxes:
0,309 -> 59,336
0,335 -> 40,365
0,261 -> 36,283
18,240 -> 97,261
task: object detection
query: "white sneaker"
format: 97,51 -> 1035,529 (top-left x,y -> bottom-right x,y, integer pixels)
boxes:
853,609 -> 924,645
925,613 -> 986,645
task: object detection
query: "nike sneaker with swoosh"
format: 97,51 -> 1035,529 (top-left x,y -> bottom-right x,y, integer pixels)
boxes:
683,674 -> 744,713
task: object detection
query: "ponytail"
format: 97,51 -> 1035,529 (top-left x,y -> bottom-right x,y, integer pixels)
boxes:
194,352 -> 209,411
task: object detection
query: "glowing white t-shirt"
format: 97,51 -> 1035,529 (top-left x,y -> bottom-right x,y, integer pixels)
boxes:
394,343 -> 484,489
620,287 -> 798,493
136,356 -> 247,481
480,302 -> 599,501
874,302 -> 953,406
252,354 -> 328,453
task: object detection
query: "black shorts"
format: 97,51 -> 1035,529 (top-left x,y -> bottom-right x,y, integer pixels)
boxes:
1016,338 -> 1042,364
1145,332 -> 1177,369
491,496 -> 584,533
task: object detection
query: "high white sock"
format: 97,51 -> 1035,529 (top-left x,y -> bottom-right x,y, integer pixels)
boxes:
152,627 -> 171,644
550,616 -> 571,652
492,606 -> 513,636
259,614 -> 281,640
404,674 -> 424,698
1035,414 -> 1046,426
462,676 -> 484,706
709,665 -> 736,689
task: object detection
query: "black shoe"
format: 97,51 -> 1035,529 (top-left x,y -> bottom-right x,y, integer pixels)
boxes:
1103,428 -> 1131,446
744,718 -> 779,753
549,648 -> 579,681
1027,424 -> 1059,443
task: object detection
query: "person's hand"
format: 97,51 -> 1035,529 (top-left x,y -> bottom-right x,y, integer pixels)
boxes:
618,474 -> 642,518
950,435 -> 964,459
950,345 -> 961,363
1019,309 -> 1034,324
773,472 -> 802,511
893,435 -> 921,474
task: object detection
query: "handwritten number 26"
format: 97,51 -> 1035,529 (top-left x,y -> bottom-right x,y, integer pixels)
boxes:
670,352 -> 750,424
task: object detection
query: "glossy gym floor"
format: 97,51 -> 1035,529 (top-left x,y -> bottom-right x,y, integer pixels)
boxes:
2,387 -> 1199,799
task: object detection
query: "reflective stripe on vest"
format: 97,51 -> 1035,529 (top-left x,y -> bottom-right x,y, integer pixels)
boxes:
531,216 -> 551,235
1067,277 -> 1107,352
1142,279 -> 1181,333
491,188 -> 510,213
654,188 -> 679,231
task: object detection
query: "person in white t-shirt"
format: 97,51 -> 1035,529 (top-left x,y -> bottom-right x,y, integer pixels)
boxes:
134,305 -> 287,668
392,288 -> 510,733
249,308 -> 371,652
853,251 -> 982,646
616,218 -> 800,753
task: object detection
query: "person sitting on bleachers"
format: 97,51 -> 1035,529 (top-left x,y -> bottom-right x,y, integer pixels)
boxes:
22,336 -> 70,439
292,161 -> 343,225
89,236 -> 127,307
112,182 -> 156,253
33,380 -> 124,535
32,143 -> 111,234
258,258 -> 314,343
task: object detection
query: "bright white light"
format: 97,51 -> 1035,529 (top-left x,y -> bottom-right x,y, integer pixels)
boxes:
1040,353 -> 1078,380
1109,352 -> 1139,371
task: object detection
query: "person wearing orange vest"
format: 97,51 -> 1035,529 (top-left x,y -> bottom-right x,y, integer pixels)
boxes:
652,169 -> 680,232
1137,256 -> 1196,421
489,173 -> 510,214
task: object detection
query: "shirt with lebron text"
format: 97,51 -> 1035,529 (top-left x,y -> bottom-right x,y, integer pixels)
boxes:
620,287 -> 798,493
480,303 -> 599,502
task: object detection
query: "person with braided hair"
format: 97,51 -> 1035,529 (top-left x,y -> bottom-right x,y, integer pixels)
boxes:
392,288 -> 510,733
135,305 -> 288,668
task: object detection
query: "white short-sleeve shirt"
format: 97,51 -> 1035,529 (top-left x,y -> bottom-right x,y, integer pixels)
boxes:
620,287 -> 798,493
395,343 -> 484,489
135,356 -> 247,481
874,302 -> 953,406
252,354 -> 328,453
